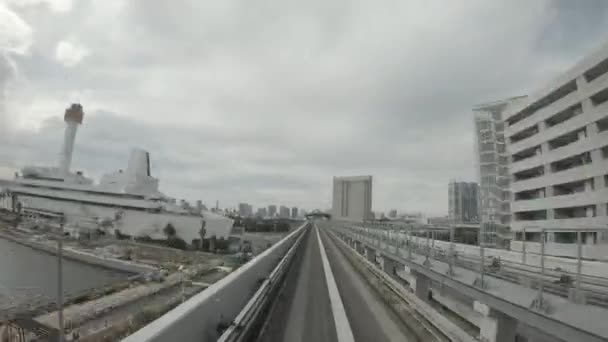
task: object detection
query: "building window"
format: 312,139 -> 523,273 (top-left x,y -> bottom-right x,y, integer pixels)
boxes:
555,232 -> 577,244
590,87 -> 608,106
553,178 -> 593,196
512,145 -> 540,163
515,210 -> 547,221
603,146 -> 608,159
598,116 -> 608,133
584,57 -> 608,82
545,103 -> 583,128
550,152 -> 592,173
513,165 -> 544,182
554,205 -> 596,219
548,127 -> 586,150
514,188 -> 545,201
510,124 -> 539,144
507,80 -> 577,126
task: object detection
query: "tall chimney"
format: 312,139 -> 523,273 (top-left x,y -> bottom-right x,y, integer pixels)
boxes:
58,104 -> 84,175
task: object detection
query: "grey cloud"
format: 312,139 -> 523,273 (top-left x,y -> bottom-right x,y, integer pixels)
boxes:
3,0 -> 608,214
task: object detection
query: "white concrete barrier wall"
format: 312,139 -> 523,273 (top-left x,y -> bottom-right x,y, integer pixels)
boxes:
122,222 -> 309,342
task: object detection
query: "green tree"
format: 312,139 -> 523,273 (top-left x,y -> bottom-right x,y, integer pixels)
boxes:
163,223 -> 176,238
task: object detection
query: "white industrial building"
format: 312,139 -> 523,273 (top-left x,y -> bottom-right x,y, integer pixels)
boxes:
331,175 -> 373,222
504,42 -> 608,259
0,104 -> 234,244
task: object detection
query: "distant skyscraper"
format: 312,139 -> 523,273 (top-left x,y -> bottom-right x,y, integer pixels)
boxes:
291,207 -> 298,218
448,181 -> 480,224
279,205 -> 290,218
268,205 -> 277,218
238,203 -> 251,217
332,175 -> 373,222
388,209 -> 397,218
256,207 -> 267,217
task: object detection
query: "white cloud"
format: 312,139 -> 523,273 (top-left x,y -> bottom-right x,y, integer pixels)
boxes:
55,40 -> 89,67
0,4 -> 32,53
4,0 -> 72,13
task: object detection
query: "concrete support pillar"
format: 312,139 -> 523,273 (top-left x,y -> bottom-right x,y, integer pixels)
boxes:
365,246 -> 376,263
586,206 -> 595,218
587,122 -> 599,137
578,129 -> 587,141
355,241 -> 364,255
413,271 -> 430,302
546,232 -> 555,243
541,142 -> 551,155
545,186 -> 553,197
598,203 -> 607,217
381,257 -> 402,278
591,149 -> 603,165
546,209 -> 554,220
585,233 -> 594,245
585,179 -> 594,192
474,301 -> 518,342
582,98 -> 594,114
595,175 -> 605,189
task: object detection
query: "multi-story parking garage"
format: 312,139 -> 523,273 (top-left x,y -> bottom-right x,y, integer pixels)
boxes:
505,42 -> 608,259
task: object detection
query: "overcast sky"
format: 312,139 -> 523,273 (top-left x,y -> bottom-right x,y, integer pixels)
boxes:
1,0 -> 608,215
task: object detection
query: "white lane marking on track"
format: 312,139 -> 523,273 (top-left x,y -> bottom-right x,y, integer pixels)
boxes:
315,224 -> 355,342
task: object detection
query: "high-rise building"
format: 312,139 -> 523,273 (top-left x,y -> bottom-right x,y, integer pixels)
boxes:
474,96 -> 528,248
268,205 -> 277,218
388,209 -> 397,218
448,181 -> 480,224
256,207 -> 267,218
332,175 -> 373,222
238,203 -> 253,217
504,42 -> 608,258
291,207 -> 298,218
279,205 -> 290,218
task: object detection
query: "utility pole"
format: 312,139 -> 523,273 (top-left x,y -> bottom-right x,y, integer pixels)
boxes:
57,219 -> 65,342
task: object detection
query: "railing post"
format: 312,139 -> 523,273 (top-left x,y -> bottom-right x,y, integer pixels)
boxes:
522,227 -> 527,264
423,230 -> 431,267
576,230 -> 582,294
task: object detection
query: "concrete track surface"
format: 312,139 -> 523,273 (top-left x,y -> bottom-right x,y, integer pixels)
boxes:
258,225 -> 421,342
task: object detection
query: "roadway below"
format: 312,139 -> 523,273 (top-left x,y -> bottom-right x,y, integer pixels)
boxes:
258,224 -> 415,342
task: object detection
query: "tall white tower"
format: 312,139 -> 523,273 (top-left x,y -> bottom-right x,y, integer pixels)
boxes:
58,103 -> 84,175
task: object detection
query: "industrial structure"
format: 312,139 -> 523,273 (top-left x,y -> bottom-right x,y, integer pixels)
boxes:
473,96 -> 528,248
0,104 -> 233,244
504,42 -> 608,259
331,175 -> 373,222
448,181 -> 480,224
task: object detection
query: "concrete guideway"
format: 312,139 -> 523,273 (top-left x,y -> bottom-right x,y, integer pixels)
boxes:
315,225 -> 355,342
260,224 -> 421,342
318,225 -> 428,342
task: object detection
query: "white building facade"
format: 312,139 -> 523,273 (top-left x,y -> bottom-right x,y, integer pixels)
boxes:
505,43 -> 608,259
332,175 -> 373,222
